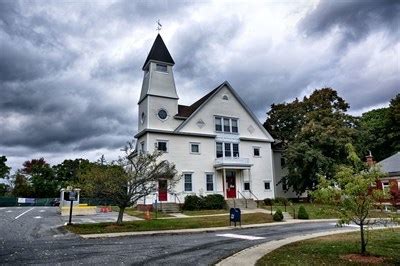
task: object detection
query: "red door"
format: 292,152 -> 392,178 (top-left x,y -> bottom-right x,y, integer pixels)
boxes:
226,171 -> 236,198
158,180 -> 168,201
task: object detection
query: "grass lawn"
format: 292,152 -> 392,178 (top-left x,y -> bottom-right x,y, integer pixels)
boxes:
183,209 -> 228,216
263,203 -> 400,219
256,228 -> 400,266
65,212 -> 273,234
111,206 -> 173,218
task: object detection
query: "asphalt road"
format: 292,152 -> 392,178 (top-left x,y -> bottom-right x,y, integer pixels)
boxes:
0,207 -> 347,265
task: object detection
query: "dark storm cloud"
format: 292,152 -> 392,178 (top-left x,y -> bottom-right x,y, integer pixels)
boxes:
0,0 -> 398,171
299,0 -> 400,48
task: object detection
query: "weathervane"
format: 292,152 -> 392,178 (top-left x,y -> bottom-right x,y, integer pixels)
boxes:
156,19 -> 162,32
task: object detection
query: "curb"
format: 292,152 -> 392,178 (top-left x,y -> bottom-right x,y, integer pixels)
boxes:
78,219 -> 339,239
215,225 -> 400,266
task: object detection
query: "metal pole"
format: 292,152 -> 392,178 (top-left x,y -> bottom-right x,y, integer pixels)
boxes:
68,200 -> 73,225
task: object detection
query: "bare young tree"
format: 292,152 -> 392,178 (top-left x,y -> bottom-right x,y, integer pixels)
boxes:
79,142 -> 178,225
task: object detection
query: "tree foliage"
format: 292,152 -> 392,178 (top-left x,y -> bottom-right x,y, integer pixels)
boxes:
79,143 -> 178,225
0,155 -> 11,179
266,88 -> 357,194
359,94 -> 400,161
312,144 -> 391,255
21,158 -> 59,198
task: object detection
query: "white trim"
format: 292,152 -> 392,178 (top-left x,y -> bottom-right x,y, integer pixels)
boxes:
174,81 -> 274,142
155,139 -> 169,153
189,142 -> 201,155
156,108 -> 169,121
263,180 -> 272,191
253,146 -> 261,157
183,172 -> 193,192
205,172 -> 215,192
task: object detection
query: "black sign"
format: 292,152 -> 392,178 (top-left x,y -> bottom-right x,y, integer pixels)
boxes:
230,208 -> 241,226
69,191 -> 77,201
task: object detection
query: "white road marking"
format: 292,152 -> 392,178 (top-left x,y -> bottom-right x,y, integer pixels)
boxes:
34,216 -> 42,219
39,210 -> 46,213
329,223 -> 359,228
14,207 -> 34,220
6,210 -> 13,213
216,233 -> 265,240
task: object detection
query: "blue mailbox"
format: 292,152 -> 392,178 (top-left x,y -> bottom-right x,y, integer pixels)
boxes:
230,208 -> 241,226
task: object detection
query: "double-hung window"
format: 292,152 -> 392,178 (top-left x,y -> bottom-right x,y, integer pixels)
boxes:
215,117 -> 238,133
224,143 -> 231,157
206,174 -> 214,191
216,142 -> 223,158
184,173 -> 192,192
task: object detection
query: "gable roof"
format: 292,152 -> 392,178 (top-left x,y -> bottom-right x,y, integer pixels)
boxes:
176,87 -> 219,118
142,34 -> 175,70
378,151 -> 400,173
174,81 -> 274,142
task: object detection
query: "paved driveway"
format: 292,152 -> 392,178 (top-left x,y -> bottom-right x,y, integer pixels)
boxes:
0,207 -> 348,265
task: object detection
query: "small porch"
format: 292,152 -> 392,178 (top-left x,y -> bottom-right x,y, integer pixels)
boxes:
214,157 -> 255,200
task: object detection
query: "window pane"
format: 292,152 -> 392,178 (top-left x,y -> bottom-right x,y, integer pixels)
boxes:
191,144 -> 199,153
184,174 -> 192,191
215,117 -> 222,131
254,148 -> 260,156
156,64 -> 168,72
233,143 -> 239,157
224,143 -> 231,157
232,119 -> 238,133
206,174 -> 213,191
216,142 -> 223,158
264,182 -> 270,190
157,142 -> 167,151
223,119 -> 230,132
244,182 -> 250,191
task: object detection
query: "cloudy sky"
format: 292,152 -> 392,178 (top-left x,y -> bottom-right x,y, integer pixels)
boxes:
1,0 -> 399,172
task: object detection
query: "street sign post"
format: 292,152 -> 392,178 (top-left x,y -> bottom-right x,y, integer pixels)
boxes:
67,191 -> 77,225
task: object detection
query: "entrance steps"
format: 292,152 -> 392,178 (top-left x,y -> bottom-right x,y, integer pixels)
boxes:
226,198 -> 258,209
157,202 -> 180,213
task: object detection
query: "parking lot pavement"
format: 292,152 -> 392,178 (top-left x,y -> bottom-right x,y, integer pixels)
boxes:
61,211 -> 142,224
0,206 -> 66,244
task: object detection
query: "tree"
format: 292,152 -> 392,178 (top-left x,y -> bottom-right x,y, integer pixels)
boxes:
22,158 -> 58,198
0,155 -> 11,179
266,88 -> 357,194
0,183 -> 10,196
11,170 -> 34,197
52,159 -> 91,188
312,144 -> 390,255
79,144 -> 178,225
358,93 -> 400,161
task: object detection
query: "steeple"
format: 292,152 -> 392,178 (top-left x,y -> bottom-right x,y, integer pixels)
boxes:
137,34 -> 179,132
142,34 -> 175,70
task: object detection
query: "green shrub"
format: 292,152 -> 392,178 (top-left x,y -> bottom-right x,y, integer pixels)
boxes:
202,194 -> 226,210
182,194 -> 226,211
263,198 -> 273,206
273,209 -> 284,221
298,205 -> 309,219
182,195 -> 202,211
274,197 -> 289,206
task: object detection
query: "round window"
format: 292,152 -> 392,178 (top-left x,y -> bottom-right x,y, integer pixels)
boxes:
141,112 -> 145,124
157,109 -> 168,120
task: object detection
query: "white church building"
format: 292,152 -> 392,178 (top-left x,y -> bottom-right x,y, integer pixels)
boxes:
135,34 -> 278,206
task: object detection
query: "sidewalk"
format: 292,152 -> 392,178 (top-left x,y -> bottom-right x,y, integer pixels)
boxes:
216,225 -> 400,266
79,218 -> 338,238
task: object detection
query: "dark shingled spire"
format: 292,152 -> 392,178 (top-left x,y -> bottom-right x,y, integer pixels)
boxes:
142,34 -> 175,70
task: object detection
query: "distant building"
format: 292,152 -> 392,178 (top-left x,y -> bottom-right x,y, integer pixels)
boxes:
377,151 -> 400,190
135,34 -> 276,206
